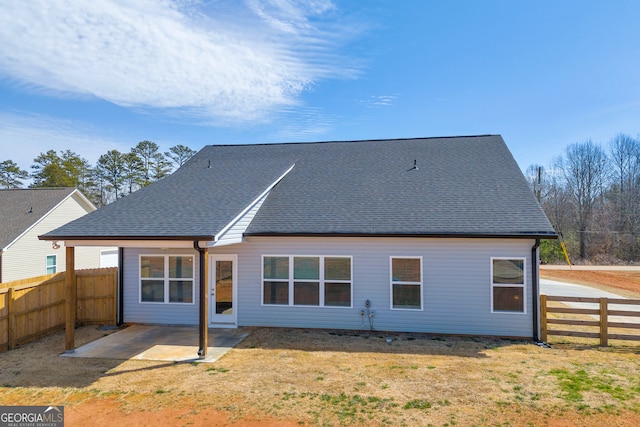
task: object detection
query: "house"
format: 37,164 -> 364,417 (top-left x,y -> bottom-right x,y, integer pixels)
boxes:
0,188 -> 115,283
40,136 -> 557,355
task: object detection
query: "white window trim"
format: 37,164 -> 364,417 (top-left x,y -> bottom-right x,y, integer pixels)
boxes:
46,254 -> 57,275
490,257 -> 527,314
389,256 -> 423,311
261,255 -> 353,308
139,254 -> 195,305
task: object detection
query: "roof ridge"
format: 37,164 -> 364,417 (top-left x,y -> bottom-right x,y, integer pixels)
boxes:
0,187 -> 75,192
202,134 -> 501,148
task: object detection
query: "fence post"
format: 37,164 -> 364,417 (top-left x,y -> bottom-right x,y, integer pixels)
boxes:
540,294 -> 548,342
8,287 -> 15,350
599,297 -> 608,347
112,269 -> 118,325
65,247 -> 76,352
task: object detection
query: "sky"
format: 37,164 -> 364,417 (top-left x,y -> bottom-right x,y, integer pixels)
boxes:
1,0 -> 640,175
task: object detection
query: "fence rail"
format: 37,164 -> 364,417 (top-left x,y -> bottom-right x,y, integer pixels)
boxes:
0,268 -> 117,352
541,294 -> 640,346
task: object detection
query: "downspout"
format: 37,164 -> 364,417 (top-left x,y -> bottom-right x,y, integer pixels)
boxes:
0,250 -> 3,283
531,239 -> 541,342
117,248 -> 124,326
194,241 -> 207,357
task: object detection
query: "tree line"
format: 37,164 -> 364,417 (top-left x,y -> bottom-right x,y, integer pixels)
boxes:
0,141 -> 196,207
527,133 -> 640,264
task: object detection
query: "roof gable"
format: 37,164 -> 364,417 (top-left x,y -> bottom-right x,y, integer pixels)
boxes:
41,135 -> 556,241
0,187 -> 82,249
41,149 -> 297,240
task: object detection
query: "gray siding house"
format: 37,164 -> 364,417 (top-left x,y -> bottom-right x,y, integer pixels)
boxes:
41,136 -> 556,354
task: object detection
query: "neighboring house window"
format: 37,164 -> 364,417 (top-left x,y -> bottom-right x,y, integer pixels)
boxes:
262,256 -> 352,307
140,255 -> 194,304
491,258 -> 525,313
46,255 -> 57,274
391,257 -> 422,310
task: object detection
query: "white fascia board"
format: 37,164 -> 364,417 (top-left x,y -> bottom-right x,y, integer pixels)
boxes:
210,238 -> 243,247
70,189 -> 98,212
211,163 -> 296,244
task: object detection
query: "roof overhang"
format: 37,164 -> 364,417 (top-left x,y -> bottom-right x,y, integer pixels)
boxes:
38,235 -> 215,248
244,232 -> 559,239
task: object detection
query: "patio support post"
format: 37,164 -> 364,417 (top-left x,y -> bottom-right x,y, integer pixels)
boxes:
194,242 -> 209,358
65,245 -> 76,352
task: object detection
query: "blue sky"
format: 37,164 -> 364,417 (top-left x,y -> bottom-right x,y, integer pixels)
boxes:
1,0 -> 640,174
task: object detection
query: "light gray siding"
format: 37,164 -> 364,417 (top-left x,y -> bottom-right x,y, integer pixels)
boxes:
123,247 -> 200,325
122,236 -> 538,337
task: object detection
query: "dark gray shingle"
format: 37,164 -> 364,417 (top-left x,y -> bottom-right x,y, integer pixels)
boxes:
0,188 -> 76,248
42,136 -> 556,240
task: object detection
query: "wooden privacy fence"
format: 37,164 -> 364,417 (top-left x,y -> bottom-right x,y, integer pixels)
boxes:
541,294 -> 640,346
0,267 -> 117,352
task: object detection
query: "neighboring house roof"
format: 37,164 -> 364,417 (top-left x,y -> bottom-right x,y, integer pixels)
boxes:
0,187 -> 92,250
41,135 -> 557,241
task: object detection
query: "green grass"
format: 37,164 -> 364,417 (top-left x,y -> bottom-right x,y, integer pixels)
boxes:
206,367 -> 229,374
403,399 -> 432,410
549,368 -> 639,402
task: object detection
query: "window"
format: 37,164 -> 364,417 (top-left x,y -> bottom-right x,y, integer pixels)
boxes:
391,257 -> 422,309
491,258 -> 525,313
140,255 -> 194,304
263,256 -> 352,307
46,255 -> 57,274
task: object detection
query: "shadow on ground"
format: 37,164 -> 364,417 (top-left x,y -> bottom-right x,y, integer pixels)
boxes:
233,327 -> 534,358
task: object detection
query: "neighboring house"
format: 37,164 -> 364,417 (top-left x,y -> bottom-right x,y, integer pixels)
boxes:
0,188 -> 115,283
41,136 -> 557,347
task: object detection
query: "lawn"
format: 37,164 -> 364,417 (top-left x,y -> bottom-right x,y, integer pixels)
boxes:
2,268 -> 640,426
1,324 -> 640,426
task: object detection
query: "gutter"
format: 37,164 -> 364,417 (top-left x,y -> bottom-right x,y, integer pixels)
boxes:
531,239 -> 541,342
244,231 -> 558,240
39,234 -> 215,241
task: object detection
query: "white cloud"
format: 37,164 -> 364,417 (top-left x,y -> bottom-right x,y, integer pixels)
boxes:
0,0 -> 358,123
357,95 -> 399,107
0,112 -> 132,170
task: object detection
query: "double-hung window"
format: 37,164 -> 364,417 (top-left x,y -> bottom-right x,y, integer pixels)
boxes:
140,255 -> 194,304
262,256 -> 352,307
46,255 -> 57,274
391,257 -> 423,310
491,257 -> 525,313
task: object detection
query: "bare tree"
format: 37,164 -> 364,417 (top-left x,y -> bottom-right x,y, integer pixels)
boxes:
560,140 -> 609,259
607,134 -> 640,259
525,164 -> 545,202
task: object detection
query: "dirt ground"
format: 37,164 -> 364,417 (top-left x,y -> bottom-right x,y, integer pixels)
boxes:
2,268 -> 640,426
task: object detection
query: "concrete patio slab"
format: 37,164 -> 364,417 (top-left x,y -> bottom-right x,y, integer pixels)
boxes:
61,325 -> 250,363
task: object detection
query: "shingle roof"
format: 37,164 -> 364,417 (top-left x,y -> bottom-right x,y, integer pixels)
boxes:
0,187 -> 77,249
41,135 -> 557,241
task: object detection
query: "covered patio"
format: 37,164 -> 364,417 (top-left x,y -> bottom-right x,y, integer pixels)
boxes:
61,325 -> 250,363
